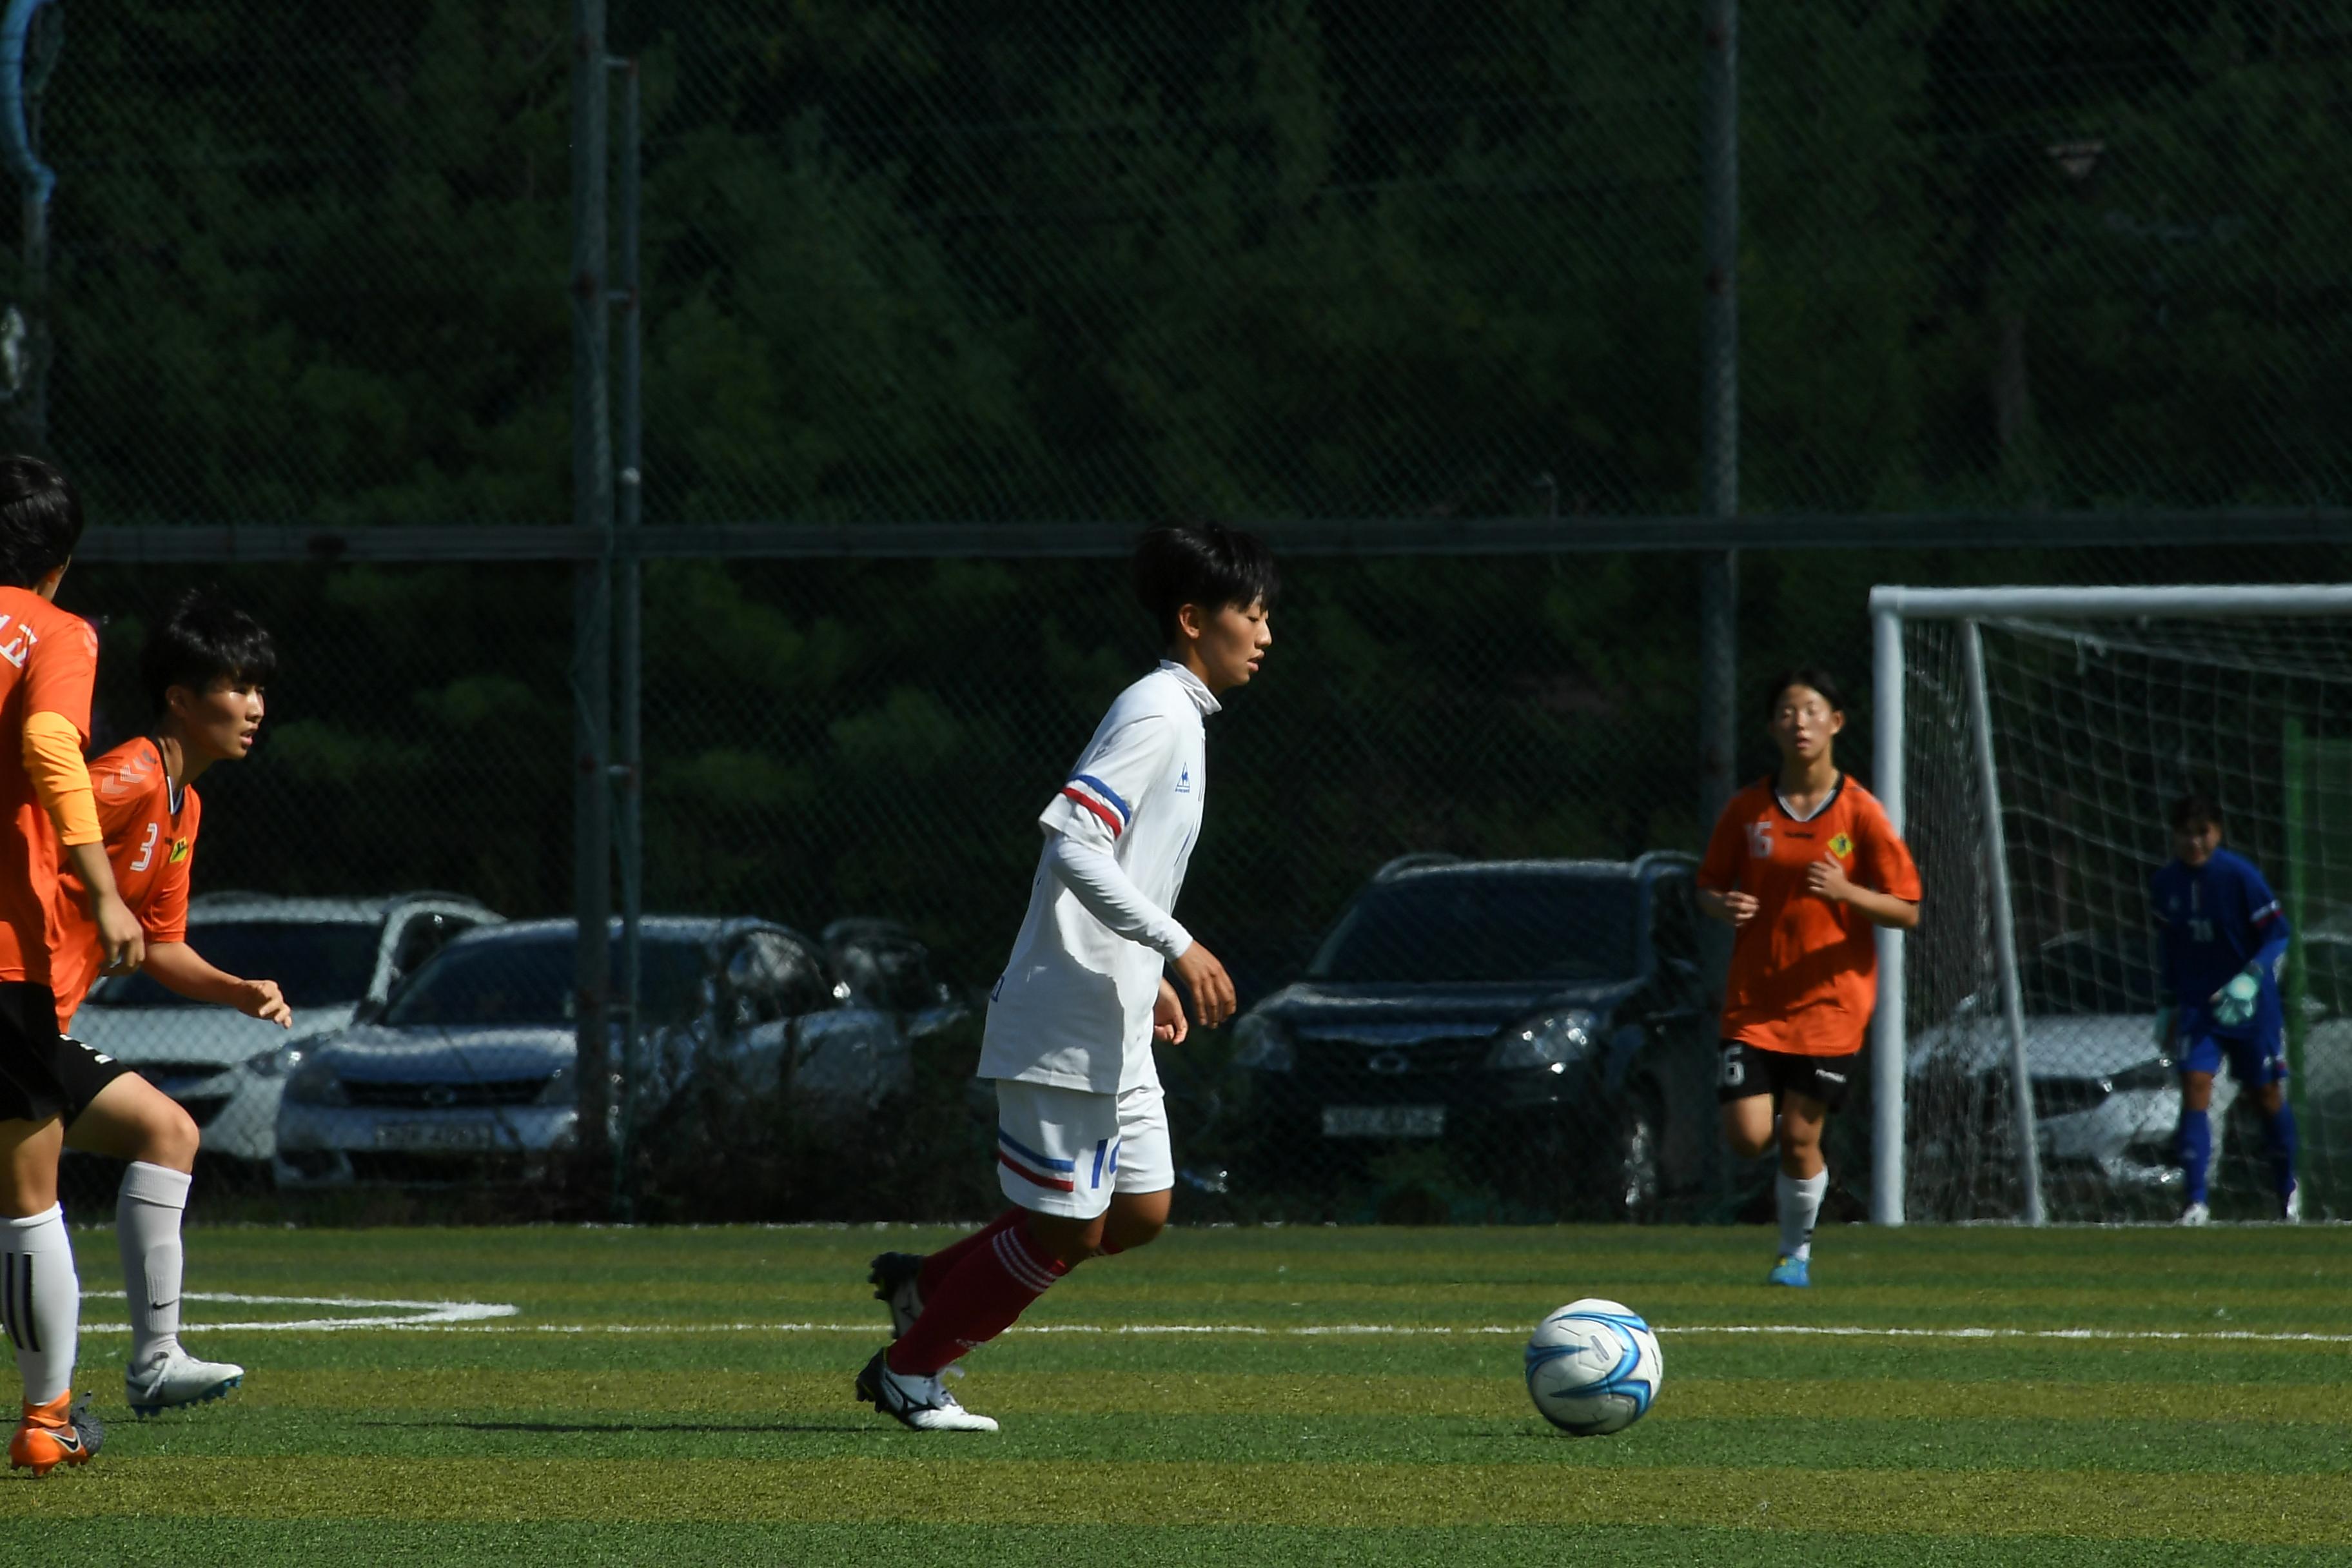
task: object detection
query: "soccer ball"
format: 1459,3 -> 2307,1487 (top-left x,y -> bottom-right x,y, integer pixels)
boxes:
1524,1297 -> 1662,1436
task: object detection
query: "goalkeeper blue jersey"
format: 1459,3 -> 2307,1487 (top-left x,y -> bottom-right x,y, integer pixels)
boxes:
2150,848 -> 2289,1042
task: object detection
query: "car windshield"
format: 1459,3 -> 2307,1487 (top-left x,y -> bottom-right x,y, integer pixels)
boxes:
86,920 -> 380,1010
2021,940 -> 2161,1015
384,934 -> 711,1028
1306,874 -> 1638,985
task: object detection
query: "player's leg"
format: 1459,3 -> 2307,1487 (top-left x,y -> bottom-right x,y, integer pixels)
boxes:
1095,1081 -> 1173,1257
2226,1037 -> 2298,1220
1718,1042 -> 1777,1158
64,1070 -> 244,1412
1767,1085 -> 1832,1287
1,1113 -> 99,1474
2175,1043 -> 2220,1223
870,1208 -> 1025,1338
857,1083 -> 1113,1431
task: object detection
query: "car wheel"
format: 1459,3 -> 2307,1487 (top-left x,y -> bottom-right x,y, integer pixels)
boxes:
1600,1086 -> 1666,1223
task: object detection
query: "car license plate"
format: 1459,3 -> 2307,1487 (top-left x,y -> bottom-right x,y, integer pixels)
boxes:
1322,1104 -> 1444,1139
372,1121 -> 500,1152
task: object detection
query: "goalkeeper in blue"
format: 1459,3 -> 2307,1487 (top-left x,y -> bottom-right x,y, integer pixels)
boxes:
2151,793 -> 2297,1224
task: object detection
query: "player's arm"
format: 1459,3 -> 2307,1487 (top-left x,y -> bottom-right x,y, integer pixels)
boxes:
2211,871 -> 2292,1026
1809,803 -> 1923,930
1694,805 -> 1756,926
24,711 -> 142,971
1040,714 -> 1235,1026
139,941 -> 291,1026
1042,832 -> 1235,1027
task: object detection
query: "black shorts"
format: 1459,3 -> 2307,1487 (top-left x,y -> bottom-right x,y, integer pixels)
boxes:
1717,1039 -> 1857,1113
0,981 -> 128,1124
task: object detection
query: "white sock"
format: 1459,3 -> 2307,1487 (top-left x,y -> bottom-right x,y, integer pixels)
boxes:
2,1204 -> 80,1404
119,1161 -> 191,1367
1776,1169 -> 1828,1262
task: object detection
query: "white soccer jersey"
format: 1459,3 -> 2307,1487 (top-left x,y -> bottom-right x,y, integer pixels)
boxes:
978,661 -> 1217,1093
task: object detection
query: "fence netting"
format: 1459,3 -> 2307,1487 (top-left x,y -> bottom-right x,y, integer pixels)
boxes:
12,2 -> 2352,1223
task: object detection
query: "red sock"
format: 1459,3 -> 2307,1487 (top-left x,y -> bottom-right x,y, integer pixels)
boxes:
888,1215 -> 1068,1378
916,1208 -> 1025,1301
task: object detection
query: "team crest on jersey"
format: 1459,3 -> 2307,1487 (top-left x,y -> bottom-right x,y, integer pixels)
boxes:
168,838 -> 191,864
1175,765 -> 1193,794
1828,832 -> 1853,858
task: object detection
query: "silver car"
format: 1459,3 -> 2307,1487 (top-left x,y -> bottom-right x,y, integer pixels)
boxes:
273,916 -> 952,1186
67,891 -> 500,1165
1908,930 -> 2238,1216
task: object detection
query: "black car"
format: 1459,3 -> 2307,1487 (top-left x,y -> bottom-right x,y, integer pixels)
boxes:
1219,853 -> 1718,1220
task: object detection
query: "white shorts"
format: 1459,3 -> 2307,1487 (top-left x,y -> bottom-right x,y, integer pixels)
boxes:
991,1079 -> 1174,1219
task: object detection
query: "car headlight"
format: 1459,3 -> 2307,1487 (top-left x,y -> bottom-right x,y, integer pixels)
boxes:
1230,1013 -> 1295,1072
1487,1010 -> 1600,1072
2105,1057 -> 2176,1093
283,1057 -> 348,1106
537,1066 -> 576,1106
245,1046 -> 300,1078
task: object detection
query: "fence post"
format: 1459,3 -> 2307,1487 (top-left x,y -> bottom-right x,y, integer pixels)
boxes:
570,0 -> 614,1203
609,54 -> 643,1222
1697,0 -> 1740,959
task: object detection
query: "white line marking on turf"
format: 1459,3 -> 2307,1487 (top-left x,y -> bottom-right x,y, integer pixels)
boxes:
67,1302 -> 2352,1347
77,1290 -> 518,1334
265,1318 -> 2352,1346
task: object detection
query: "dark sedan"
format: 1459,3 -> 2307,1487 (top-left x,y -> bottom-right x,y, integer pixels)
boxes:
1220,854 -> 1718,1220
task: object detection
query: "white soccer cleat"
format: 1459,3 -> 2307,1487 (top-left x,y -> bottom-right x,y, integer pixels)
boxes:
126,1347 -> 245,1417
856,1349 -> 997,1433
2283,1186 -> 2304,1224
2177,1201 -> 2211,1227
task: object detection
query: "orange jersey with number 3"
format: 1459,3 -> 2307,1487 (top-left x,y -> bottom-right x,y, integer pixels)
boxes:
51,738 -> 201,1026
1697,774 -> 1921,1057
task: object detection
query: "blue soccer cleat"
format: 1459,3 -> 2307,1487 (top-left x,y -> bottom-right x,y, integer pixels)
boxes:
1767,1254 -> 1810,1288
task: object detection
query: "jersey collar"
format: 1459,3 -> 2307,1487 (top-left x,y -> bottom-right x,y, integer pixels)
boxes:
1157,660 -> 1222,717
1771,771 -> 1844,824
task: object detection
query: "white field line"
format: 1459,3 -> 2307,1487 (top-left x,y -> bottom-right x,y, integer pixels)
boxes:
77,1289 -> 519,1335
77,1314 -> 2351,1346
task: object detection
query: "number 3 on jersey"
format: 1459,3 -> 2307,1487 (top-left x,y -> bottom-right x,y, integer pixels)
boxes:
129,821 -> 160,873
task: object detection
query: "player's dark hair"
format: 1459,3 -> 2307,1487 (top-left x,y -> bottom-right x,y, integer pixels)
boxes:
2169,792 -> 2224,833
142,589 -> 277,716
0,455 -> 84,589
1763,666 -> 1845,720
1133,522 -> 1279,645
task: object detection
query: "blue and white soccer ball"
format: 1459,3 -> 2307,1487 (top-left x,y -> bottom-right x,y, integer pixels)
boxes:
1524,1297 -> 1663,1436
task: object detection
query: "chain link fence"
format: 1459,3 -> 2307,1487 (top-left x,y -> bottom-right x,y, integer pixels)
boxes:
15,4 -> 2352,1221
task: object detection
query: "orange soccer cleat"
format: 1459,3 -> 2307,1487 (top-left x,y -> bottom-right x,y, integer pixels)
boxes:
9,1393 -> 103,1476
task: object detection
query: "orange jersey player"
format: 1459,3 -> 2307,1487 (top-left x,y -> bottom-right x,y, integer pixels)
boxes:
1698,667 -> 1921,1289
47,592 -> 283,1422
0,456 -> 141,1477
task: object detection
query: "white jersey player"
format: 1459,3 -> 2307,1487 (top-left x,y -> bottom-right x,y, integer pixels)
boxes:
857,523 -> 1276,1433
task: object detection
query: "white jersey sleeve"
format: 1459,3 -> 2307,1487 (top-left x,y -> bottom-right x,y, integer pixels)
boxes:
1044,832 -> 1191,961
1039,714 -> 1173,852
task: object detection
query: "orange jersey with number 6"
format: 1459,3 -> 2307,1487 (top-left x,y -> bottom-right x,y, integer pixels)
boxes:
1696,774 -> 1921,1057
51,738 -> 201,1027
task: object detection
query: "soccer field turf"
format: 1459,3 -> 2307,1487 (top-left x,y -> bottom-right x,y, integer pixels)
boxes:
3,1223 -> 2349,1564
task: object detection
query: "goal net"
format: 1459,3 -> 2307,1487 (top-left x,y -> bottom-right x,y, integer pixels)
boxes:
1874,587 -> 2352,1224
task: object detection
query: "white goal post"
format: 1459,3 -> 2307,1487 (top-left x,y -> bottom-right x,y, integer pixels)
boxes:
1870,584 -> 2352,1226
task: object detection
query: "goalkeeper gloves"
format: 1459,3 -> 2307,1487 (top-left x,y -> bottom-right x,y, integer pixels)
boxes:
2210,967 -> 2263,1028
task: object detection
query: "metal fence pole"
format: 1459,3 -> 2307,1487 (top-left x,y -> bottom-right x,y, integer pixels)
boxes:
570,0 -> 614,1201
609,55 -> 643,1222
1697,0 -> 1740,968
3,0 -> 61,455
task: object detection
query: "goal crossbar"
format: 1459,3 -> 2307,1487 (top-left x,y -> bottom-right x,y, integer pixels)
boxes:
1869,583 -> 2352,1225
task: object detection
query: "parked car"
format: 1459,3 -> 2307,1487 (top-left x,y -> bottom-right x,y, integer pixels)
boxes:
271,915 -> 954,1186
1220,853 -> 1718,1220
1906,930 -> 2236,1215
67,891 -> 500,1166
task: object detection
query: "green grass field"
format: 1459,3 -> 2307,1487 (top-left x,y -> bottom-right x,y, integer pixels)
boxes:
3,1222 -> 2348,1564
